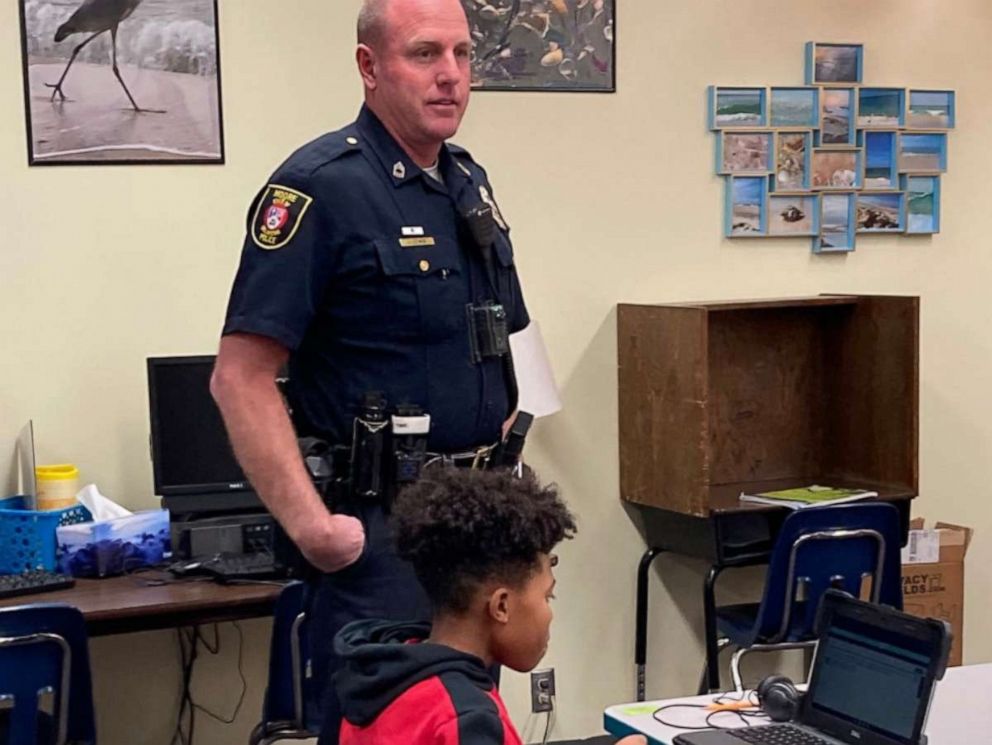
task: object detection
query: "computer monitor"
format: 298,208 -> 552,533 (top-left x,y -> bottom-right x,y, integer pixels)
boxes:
147,355 -> 261,513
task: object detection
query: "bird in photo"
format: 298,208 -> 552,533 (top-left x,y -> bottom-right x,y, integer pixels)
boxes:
46,0 -> 162,112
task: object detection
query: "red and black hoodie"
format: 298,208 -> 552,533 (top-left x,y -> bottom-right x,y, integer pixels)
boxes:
334,620 -> 522,745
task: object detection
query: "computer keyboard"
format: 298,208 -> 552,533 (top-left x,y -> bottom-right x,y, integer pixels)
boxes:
732,725 -> 829,745
170,552 -> 282,582
0,570 -> 76,600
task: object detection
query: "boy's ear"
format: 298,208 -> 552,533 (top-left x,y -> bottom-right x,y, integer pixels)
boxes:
487,587 -> 511,624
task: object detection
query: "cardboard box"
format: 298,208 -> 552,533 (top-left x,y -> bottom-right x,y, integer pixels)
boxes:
901,519 -> 973,666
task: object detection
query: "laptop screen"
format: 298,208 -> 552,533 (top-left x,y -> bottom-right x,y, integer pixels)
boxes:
803,597 -> 946,745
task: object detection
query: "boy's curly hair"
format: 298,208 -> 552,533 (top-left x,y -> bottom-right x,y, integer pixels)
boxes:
392,468 -> 576,613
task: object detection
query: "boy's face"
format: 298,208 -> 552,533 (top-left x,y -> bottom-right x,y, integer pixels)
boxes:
491,553 -> 556,672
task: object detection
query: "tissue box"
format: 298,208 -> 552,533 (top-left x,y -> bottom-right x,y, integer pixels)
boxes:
57,509 -> 171,578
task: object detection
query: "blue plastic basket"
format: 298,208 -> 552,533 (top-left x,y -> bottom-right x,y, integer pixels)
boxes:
0,496 -> 93,573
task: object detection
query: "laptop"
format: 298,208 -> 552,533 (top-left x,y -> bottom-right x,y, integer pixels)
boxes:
674,591 -> 951,745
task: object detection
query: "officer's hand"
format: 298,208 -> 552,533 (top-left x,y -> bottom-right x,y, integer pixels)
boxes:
299,513 -> 366,573
616,737 -> 647,745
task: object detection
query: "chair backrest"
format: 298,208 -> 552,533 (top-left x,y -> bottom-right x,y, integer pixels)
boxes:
752,502 -> 903,642
259,581 -> 315,734
0,603 -> 95,745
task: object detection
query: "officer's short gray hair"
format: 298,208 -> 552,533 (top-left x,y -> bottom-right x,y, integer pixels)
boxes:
357,0 -> 390,48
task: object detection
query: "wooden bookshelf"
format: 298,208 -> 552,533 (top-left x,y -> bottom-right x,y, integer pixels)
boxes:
618,295 -> 918,517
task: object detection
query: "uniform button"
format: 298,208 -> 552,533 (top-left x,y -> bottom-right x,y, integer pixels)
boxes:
346,136 -> 358,145
419,260 -> 430,272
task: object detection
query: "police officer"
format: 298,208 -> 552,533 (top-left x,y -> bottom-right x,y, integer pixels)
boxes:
210,0 -> 528,742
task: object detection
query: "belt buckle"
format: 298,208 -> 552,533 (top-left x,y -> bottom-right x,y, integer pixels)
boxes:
471,443 -> 495,470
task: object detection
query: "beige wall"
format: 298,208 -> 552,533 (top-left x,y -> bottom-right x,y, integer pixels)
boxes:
2,1 -> 991,742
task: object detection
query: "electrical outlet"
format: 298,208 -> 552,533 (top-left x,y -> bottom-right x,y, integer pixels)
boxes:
529,667 -> 555,713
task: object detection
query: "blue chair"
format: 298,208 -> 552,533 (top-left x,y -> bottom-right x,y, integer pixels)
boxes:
250,581 -> 318,745
709,503 -> 903,691
0,603 -> 96,745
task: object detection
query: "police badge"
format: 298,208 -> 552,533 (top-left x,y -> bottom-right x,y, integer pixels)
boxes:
251,184 -> 314,250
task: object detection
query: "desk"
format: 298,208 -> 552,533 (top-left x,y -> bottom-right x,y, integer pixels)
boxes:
0,572 -> 283,636
634,491 -> 913,697
605,662 -> 991,745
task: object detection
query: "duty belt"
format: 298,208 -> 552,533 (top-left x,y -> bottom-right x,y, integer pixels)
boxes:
424,442 -> 499,470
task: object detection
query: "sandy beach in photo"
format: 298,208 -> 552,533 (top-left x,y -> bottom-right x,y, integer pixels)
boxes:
900,152 -> 942,171
731,204 -> 761,234
865,176 -> 894,189
857,195 -> 902,231
858,113 -> 900,127
27,61 -> 221,161
908,111 -> 950,128
908,92 -> 952,129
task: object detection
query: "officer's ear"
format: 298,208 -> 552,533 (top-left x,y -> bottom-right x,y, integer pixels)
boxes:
356,44 -> 378,91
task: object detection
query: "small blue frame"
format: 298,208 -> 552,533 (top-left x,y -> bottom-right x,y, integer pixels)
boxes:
708,86 -> 767,130
805,42 -> 864,85
724,176 -> 768,238
902,175 -> 941,234
817,87 -> 856,146
770,131 -> 813,192
857,88 -> 906,128
814,192 -> 857,253
769,87 -> 820,128
811,148 -> 863,190
859,130 -> 899,190
907,90 -> 956,130
855,191 -> 907,234
898,132 -> 948,173
715,131 -> 774,175
768,194 -> 821,237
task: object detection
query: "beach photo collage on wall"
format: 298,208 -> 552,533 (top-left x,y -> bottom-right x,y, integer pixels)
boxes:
709,42 -> 954,253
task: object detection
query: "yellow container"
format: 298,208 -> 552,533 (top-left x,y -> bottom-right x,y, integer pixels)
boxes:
35,464 -> 80,511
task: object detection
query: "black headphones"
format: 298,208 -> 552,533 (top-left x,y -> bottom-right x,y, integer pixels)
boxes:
757,675 -> 803,722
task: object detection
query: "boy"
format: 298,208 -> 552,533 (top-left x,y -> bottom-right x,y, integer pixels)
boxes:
334,468 -> 645,745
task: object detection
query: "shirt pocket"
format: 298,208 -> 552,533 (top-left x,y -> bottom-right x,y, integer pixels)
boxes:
374,237 -> 466,341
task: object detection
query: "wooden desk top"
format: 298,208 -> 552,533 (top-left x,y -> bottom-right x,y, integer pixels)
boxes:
708,479 -> 916,514
0,571 -> 284,636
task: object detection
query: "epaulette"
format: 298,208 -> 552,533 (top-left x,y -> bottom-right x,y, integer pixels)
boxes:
280,129 -> 365,180
447,142 -> 475,162
448,142 -> 480,179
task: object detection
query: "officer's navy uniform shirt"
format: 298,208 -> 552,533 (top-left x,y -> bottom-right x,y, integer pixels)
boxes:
223,106 -> 529,452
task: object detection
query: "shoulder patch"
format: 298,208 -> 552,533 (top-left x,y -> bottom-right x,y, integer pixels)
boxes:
251,184 -> 314,250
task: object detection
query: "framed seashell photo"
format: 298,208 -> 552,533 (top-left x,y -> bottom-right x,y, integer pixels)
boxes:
462,0 -> 615,92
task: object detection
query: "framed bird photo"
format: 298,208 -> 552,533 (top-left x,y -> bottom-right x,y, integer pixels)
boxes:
17,0 -> 225,165
463,0 -> 616,91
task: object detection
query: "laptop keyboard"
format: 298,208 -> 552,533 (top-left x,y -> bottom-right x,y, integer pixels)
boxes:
731,724 -> 830,745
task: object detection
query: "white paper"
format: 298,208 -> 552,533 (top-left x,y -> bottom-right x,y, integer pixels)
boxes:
76,484 -> 132,520
509,321 -> 562,418
902,529 -> 940,564
15,420 -> 36,507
